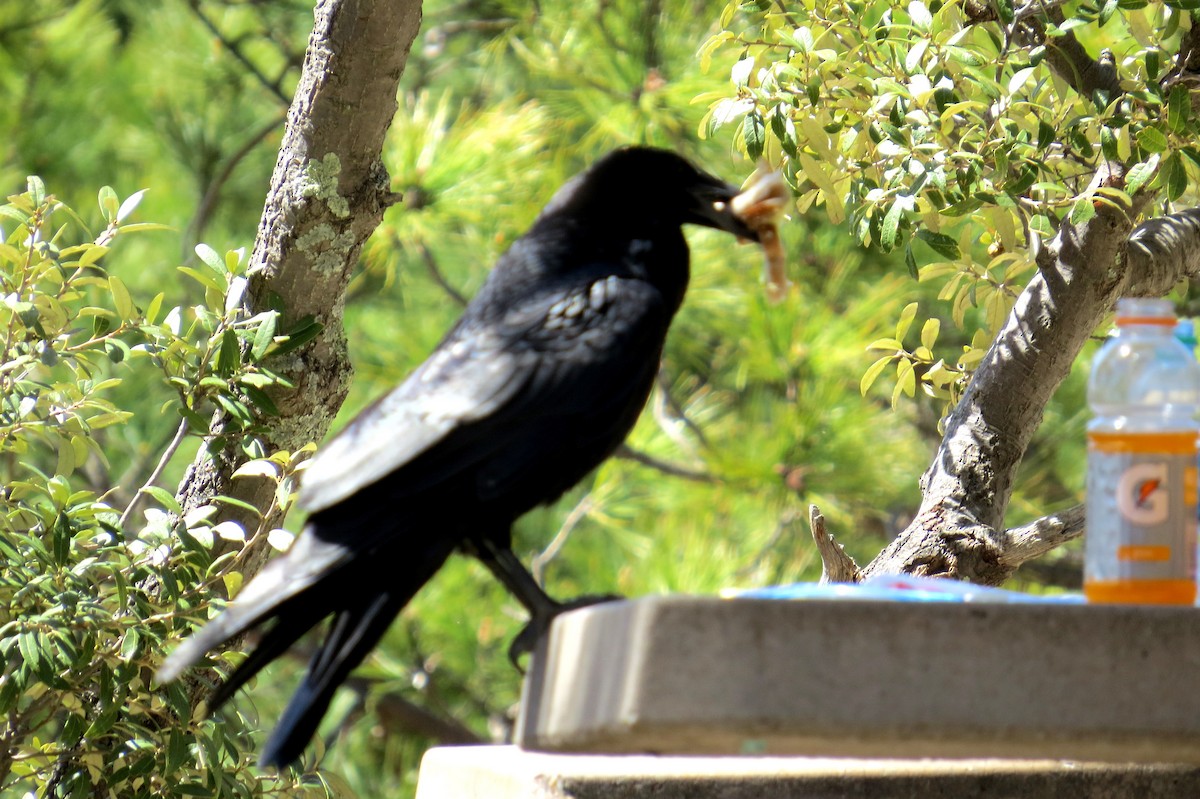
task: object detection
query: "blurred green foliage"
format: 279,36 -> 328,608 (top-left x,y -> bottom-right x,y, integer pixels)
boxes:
0,0 -> 1149,795
0,180 -> 317,795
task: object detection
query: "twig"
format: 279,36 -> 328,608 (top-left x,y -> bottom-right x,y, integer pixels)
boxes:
119,419 -> 189,530
416,240 -> 468,307
614,444 -> 715,483
185,112 -> 288,259
532,494 -> 593,586
186,0 -> 291,106
810,504 -> 860,583
653,369 -> 709,448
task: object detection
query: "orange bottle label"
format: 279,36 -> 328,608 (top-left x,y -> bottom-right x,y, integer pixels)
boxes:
1085,430 -> 1198,605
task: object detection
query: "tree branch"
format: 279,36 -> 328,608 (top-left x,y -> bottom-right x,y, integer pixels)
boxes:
1007,7 -> 1120,100
810,504 -> 860,583
999,503 -> 1085,570
1125,208 -> 1200,295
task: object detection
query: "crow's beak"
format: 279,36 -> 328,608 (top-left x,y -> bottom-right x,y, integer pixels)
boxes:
686,179 -> 761,242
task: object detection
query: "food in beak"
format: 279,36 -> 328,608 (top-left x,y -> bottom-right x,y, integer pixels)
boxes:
730,164 -> 790,303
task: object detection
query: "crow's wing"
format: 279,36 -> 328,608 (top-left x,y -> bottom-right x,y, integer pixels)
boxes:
297,325 -> 536,514
298,271 -> 668,515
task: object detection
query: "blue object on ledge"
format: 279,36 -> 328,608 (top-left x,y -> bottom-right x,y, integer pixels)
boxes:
723,574 -> 1085,603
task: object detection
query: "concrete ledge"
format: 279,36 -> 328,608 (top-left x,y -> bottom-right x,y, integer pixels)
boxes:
515,596 -> 1200,762
415,745 -> 1200,799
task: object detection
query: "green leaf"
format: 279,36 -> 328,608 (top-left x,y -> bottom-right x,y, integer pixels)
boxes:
915,229 -> 960,259
880,201 -> 904,251
108,275 -> 134,320
895,302 -> 918,341
904,241 -> 918,279
0,205 -> 27,226
1029,215 -> 1055,237
1163,151 -> 1187,201
18,631 -> 42,674
250,312 -> 278,361
141,485 -> 182,514
216,328 -> 240,376
116,189 -> 146,223
98,186 -> 119,222
946,46 -> 985,66
1136,126 -> 1169,154
866,337 -> 904,352
1069,196 -> 1097,225
145,292 -> 164,325
1005,164 -> 1039,197
194,242 -> 224,272
269,317 -> 323,357
1036,121 -> 1056,151
921,317 -> 941,350
907,0 -> 932,31
223,571 -> 244,598
1100,126 -> 1118,160
27,176 -> 46,206
1145,49 -> 1161,81
1098,0 -> 1119,25
1125,155 -> 1159,194
225,246 -> 246,275
178,266 -> 224,293
178,405 -> 210,434
770,105 -> 797,157
120,628 -> 141,661
1169,84 -> 1191,134
213,494 -> 264,517
892,359 -> 917,409
242,384 -> 280,417
78,244 -> 109,267
861,356 -> 892,395
743,110 -> 766,160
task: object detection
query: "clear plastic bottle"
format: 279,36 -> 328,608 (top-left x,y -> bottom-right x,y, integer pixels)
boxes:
1086,298 -> 1200,604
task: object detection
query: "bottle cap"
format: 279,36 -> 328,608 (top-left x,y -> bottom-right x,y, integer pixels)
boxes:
1115,297 -> 1176,326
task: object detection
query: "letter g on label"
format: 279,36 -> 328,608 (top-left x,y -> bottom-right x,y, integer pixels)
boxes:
1117,462 -> 1169,525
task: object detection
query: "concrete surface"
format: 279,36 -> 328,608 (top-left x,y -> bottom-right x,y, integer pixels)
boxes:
415,745 -> 1200,798
515,596 -> 1200,762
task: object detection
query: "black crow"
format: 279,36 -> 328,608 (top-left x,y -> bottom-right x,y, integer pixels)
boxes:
158,146 -> 765,768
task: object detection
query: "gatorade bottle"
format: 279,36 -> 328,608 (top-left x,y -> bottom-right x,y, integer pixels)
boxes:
1085,297 -> 1200,605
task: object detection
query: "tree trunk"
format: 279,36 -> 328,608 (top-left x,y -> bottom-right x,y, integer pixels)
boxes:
176,0 -> 422,580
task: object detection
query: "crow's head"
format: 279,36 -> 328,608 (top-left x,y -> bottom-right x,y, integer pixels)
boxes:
544,147 -> 761,241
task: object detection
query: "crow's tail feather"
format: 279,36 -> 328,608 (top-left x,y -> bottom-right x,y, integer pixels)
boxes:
206,606 -> 320,711
257,535 -> 459,769
257,591 -> 398,768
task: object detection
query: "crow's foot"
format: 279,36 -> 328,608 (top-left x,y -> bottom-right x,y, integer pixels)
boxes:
508,593 -> 622,671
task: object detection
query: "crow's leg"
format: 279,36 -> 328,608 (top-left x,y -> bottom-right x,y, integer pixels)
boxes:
472,538 -> 619,668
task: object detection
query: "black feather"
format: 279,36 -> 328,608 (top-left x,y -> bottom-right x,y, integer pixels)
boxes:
158,147 -> 757,767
